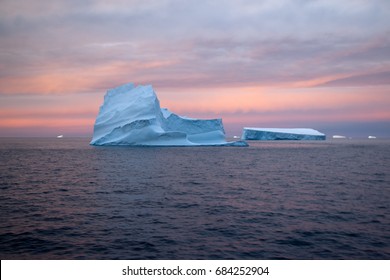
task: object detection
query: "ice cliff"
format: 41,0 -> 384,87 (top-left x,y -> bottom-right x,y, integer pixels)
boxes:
242,128 -> 326,140
91,83 -> 247,146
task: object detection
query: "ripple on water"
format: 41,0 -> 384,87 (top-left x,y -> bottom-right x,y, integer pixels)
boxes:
0,138 -> 389,259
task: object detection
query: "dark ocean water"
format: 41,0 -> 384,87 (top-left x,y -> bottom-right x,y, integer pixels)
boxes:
0,138 -> 389,260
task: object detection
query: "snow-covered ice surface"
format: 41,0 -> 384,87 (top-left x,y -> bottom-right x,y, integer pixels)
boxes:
91,83 -> 247,146
242,127 -> 326,140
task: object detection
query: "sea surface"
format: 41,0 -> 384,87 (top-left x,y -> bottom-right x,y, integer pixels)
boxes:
0,137 -> 389,259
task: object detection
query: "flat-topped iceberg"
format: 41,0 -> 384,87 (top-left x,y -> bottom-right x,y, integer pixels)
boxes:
91,83 -> 247,146
242,127 -> 326,140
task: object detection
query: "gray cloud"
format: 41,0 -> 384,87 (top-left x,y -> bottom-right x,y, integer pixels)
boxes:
1,0 -> 389,94
317,71 -> 390,87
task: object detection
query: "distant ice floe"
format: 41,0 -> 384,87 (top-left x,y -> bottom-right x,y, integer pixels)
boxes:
368,136 -> 377,139
332,135 -> 347,139
90,83 -> 247,146
241,128 -> 326,140
56,135 -> 63,138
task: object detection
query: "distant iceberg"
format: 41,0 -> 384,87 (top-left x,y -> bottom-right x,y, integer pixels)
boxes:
332,135 -> 347,139
90,83 -> 247,146
241,128 -> 326,140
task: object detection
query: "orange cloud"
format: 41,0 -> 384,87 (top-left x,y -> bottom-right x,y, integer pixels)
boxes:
0,118 -> 94,128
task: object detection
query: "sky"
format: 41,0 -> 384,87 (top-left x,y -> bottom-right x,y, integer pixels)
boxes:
0,0 -> 389,138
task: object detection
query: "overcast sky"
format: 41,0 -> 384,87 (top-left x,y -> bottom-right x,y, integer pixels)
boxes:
1,0 -> 389,137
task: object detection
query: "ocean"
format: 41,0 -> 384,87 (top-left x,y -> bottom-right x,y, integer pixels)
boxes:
0,138 -> 389,259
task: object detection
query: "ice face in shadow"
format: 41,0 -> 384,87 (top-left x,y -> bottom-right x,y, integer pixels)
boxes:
91,83 -> 247,146
242,128 -> 326,140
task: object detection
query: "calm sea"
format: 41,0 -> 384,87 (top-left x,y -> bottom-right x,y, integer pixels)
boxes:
0,138 -> 389,259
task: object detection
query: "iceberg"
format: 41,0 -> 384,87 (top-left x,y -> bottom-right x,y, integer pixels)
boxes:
241,128 -> 326,140
90,83 -> 247,146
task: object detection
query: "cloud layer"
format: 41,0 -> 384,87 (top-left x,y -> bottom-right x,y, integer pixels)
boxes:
0,0 -> 389,136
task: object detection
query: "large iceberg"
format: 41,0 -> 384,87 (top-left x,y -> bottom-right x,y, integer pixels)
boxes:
91,83 -> 247,146
241,128 -> 326,140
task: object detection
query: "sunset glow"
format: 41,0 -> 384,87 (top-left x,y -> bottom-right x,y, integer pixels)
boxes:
1,0 -> 389,137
